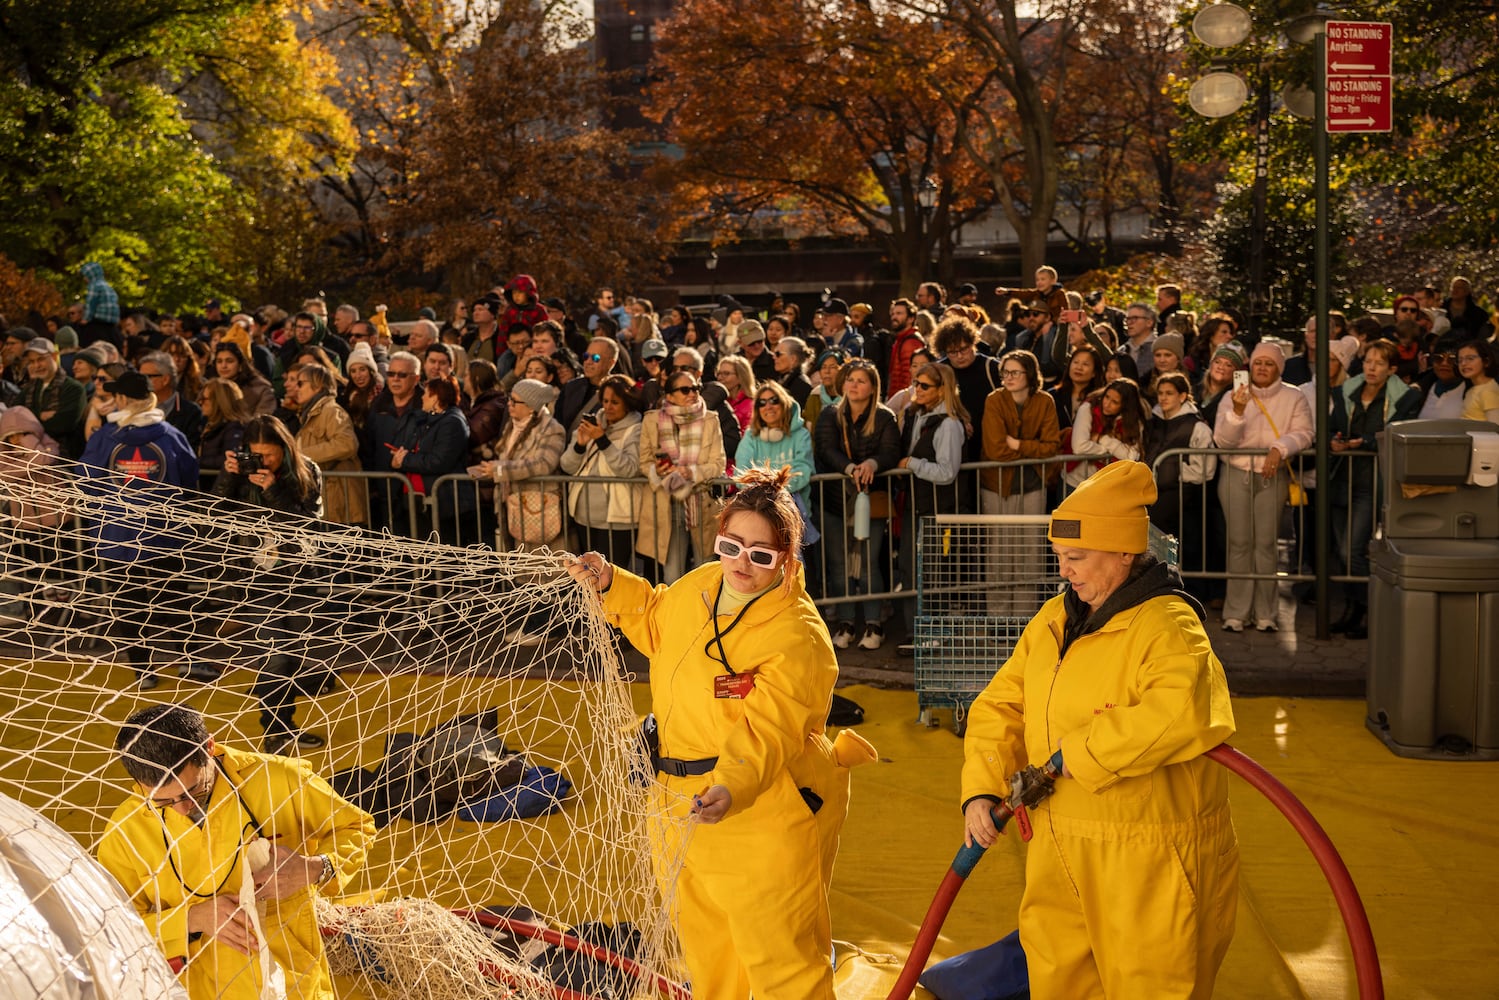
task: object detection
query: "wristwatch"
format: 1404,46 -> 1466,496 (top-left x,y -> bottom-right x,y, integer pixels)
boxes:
315,854 -> 336,888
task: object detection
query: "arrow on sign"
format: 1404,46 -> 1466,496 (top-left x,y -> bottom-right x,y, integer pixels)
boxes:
1330,117 -> 1377,127
1330,62 -> 1376,72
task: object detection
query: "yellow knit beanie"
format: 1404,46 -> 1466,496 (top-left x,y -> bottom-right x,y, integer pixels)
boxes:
1048,461 -> 1157,554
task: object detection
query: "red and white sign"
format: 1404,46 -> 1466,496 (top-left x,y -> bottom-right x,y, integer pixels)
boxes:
1325,21 -> 1393,133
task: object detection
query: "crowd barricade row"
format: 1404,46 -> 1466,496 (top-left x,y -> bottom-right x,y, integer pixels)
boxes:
181,450 -> 1377,616
1149,447 -> 1380,586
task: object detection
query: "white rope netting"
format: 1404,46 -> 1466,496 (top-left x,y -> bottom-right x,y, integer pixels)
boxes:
0,447 -> 688,999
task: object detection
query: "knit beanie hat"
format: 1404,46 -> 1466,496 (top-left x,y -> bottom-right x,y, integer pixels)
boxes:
346,342 -> 377,373
1213,340 -> 1248,368
510,378 -> 558,413
1250,341 -> 1286,374
1153,333 -> 1185,359
54,326 -> 79,350
1327,337 -> 1359,371
1048,460 -> 1157,554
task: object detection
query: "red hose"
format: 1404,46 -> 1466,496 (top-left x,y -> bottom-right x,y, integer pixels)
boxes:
885,743 -> 1383,1000
884,868 -> 968,999
1204,744 -> 1384,1000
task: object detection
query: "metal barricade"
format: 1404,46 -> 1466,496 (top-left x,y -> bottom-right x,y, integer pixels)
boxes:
1149,447 -> 1379,587
913,515 -> 1177,732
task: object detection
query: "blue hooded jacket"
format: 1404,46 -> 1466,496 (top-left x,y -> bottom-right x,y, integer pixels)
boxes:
79,416 -> 199,562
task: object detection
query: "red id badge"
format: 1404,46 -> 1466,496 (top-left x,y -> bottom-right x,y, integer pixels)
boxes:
713,673 -> 756,699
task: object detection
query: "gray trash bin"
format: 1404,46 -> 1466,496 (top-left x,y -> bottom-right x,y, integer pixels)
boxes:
1366,419 -> 1499,760
1365,537 -> 1499,760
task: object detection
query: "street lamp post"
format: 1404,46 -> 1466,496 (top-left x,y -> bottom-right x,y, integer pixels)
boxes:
1188,3 -> 1337,638
917,177 -> 939,284
1288,8 -> 1335,640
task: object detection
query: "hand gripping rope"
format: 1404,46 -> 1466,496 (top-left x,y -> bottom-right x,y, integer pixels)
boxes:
885,744 -> 1384,1000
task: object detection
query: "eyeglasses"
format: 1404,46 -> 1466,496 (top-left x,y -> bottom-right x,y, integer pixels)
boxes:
755,397 -> 781,408
670,384 -> 700,395
1433,353 -> 1457,363
1396,306 -> 1419,313
387,370 -> 416,379
140,370 -> 168,380
1000,369 -> 1027,379
714,534 -> 783,568
947,345 -> 975,357
912,380 -> 938,391
149,767 -> 213,811
671,364 -> 698,373
586,353 -> 605,362
293,325 -> 316,334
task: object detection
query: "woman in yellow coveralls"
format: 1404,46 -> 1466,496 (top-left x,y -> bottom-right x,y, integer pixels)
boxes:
568,466 -> 876,1000
961,460 -> 1238,999
97,704 -> 375,1000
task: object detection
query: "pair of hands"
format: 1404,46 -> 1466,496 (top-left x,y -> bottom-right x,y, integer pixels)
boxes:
576,419 -> 606,445
848,458 -> 878,489
186,844 -> 324,955
222,451 -> 276,491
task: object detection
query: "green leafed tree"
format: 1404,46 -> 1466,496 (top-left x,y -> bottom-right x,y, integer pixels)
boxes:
0,0 -> 355,310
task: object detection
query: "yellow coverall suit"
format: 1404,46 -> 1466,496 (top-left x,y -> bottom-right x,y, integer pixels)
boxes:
602,560 -> 873,1000
96,745 -> 376,1000
961,589 -> 1238,999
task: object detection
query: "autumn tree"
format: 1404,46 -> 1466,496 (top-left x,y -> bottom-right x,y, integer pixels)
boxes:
389,0 -> 672,297
887,0 -> 1117,277
647,0 -> 992,295
1050,0 -> 1217,259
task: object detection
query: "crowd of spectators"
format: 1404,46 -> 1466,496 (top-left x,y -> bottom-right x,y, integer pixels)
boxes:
3,263 -> 1496,652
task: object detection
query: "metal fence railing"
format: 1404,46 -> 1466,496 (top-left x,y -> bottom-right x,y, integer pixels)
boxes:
56,448 -> 1376,623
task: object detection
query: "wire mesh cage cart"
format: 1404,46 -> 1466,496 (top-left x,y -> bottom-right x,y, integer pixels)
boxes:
915,515 -> 1177,732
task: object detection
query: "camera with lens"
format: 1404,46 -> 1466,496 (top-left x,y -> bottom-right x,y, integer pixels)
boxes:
234,450 -> 262,474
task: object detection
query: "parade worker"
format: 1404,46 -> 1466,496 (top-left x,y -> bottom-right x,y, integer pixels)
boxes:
568,467 -> 875,1000
97,704 -> 375,1000
961,460 -> 1238,999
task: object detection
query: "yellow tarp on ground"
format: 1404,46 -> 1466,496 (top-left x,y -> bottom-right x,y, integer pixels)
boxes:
4,660 -> 1496,998
826,687 -> 1499,1000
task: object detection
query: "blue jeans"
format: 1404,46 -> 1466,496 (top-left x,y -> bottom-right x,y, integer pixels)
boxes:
1331,487 -> 1375,606
822,513 -> 888,629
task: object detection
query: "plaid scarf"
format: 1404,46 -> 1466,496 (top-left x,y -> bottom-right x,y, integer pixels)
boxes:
657,399 -> 706,468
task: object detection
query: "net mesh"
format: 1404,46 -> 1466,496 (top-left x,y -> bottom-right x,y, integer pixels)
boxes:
0,447 -> 687,999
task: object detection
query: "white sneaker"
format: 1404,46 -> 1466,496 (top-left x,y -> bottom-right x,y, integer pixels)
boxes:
1222,619 -> 1244,633
832,624 -> 854,649
1255,620 -> 1278,632
858,624 -> 884,650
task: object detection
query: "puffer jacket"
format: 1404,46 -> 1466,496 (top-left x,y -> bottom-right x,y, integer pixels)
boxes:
0,406 -> 68,529
561,409 -> 642,529
1212,378 -> 1313,472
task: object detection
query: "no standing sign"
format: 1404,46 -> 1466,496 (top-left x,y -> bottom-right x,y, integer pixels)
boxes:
1325,21 -> 1393,133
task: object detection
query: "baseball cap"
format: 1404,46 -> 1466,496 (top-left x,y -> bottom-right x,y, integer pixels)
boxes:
823,298 -> 850,316
22,337 -> 55,356
641,339 -> 669,360
104,369 -> 152,400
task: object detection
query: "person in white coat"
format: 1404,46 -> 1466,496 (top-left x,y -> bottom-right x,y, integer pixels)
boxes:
1212,342 -> 1314,632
